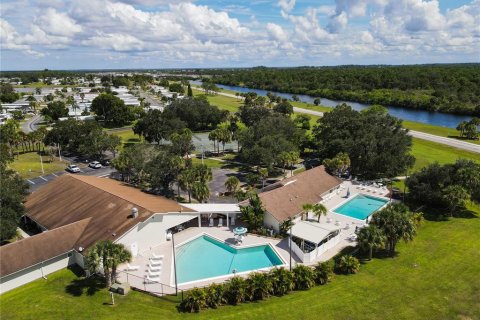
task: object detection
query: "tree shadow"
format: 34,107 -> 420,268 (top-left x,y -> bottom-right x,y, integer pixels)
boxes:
65,270 -> 106,297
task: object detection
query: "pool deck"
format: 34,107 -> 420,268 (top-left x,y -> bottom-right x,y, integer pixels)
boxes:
117,181 -> 390,294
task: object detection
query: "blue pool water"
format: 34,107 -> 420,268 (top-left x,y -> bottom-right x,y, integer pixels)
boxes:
334,194 -> 389,220
176,235 -> 283,284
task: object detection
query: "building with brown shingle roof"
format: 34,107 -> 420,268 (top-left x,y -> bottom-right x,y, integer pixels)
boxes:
251,166 -> 342,232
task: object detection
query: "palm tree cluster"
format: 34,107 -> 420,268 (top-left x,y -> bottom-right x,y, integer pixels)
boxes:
239,194 -> 266,232
84,240 -> 132,287
456,118 -> 480,140
179,262 -> 334,313
302,203 -> 328,222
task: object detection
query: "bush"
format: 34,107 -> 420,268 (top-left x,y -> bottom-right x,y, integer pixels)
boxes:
336,255 -> 360,274
179,287 -> 206,313
292,264 -> 316,290
314,261 -> 334,285
223,276 -> 247,305
246,272 -> 273,301
204,283 -> 225,309
269,267 -> 294,296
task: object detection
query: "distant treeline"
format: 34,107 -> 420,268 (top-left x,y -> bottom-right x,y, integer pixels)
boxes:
203,64 -> 480,116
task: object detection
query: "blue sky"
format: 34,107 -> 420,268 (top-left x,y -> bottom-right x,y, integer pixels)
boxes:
1,0 -> 478,70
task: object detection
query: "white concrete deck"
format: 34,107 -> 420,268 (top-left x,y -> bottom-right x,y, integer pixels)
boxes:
117,181 -> 390,293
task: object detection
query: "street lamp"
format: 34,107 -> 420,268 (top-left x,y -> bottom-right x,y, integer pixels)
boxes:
289,222 -> 293,271
172,229 -> 178,296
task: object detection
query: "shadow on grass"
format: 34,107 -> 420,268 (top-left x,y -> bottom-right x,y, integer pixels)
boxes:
65,267 -> 106,297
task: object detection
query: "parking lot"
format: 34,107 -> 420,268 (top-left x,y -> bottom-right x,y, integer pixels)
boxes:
27,166 -> 115,192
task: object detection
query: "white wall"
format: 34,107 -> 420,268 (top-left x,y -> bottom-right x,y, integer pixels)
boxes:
264,212 -> 280,233
289,233 -> 342,264
0,252 -> 76,294
116,214 -> 198,254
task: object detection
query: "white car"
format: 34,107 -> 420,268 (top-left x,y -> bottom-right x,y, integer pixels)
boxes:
66,164 -> 80,173
88,161 -> 102,169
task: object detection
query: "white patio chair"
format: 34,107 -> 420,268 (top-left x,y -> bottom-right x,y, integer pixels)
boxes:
145,275 -> 160,283
149,261 -> 162,268
218,218 -> 223,227
149,264 -> 162,272
151,253 -> 164,260
148,269 -> 161,277
126,263 -> 140,271
209,218 -> 214,227
166,231 -> 172,241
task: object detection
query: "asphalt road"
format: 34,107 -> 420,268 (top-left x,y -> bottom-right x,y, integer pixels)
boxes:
27,166 -> 115,192
21,114 -> 42,133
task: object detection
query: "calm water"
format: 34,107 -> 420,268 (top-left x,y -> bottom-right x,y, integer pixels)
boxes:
333,194 -> 389,220
176,235 -> 283,283
191,80 -> 472,128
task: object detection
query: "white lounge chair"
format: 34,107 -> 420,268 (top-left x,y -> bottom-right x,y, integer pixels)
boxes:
145,276 -> 160,283
149,261 -> 162,269
218,218 -> 223,227
151,253 -> 164,260
149,259 -> 162,266
209,218 -> 214,227
149,265 -> 162,272
125,263 -> 140,271
231,216 -> 236,226
148,270 -> 161,277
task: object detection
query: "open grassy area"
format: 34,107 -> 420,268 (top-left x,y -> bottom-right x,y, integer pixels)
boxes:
192,88 -> 242,112
1,203 -> 479,320
109,128 -> 141,148
403,120 -> 480,145
410,138 -> 480,171
8,152 -> 68,179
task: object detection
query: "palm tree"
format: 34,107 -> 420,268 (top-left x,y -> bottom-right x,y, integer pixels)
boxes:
314,261 -> 334,285
456,121 -> 469,138
204,283 -> 225,309
371,202 -> 417,257
292,264 -> 316,290
224,276 -> 247,305
336,255 -> 360,274
302,203 -> 327,222
179,288 -> 206,313
259,168 -> 268,190
208,130 -> 218,155
246,272 -> 273,301
239,194 -> 265,231
192,181 -> 210,203
269,267 -> 294,296
224,176 -> 240,194
357,225 -> 385,260
84,240 -> 132,287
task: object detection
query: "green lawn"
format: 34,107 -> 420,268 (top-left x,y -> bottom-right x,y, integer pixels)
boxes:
192,89 -> 242,112
9,152 -> 69,179
410,138 -> 480,171
403,120 -> 480,145
2,204 -> 479,320
109,128 -> 141,148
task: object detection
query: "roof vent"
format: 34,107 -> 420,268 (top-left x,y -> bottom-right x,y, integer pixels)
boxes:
131,207 -> 138,218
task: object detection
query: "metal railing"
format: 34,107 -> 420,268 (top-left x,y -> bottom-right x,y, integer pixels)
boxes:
117,271 -> 181,297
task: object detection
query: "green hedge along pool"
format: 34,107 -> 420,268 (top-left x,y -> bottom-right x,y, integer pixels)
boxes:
176,235 -> 283,284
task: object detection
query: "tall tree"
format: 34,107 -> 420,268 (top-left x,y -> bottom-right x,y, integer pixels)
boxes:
371,203 -> 416,257
90,93 -> 134,126
357,225 -> 385,260
85,240 -> 132,287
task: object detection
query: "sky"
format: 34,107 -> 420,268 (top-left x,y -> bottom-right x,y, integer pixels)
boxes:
0,0 -> 479,70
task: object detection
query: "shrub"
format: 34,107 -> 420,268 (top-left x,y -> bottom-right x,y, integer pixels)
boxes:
179,287 -> 206,313
269,267 -> 295,296
204,283 -> 226,309
223,276 -> 247,305
336,255 -> 360,275
314,261 -> 334,285
246,272 -> 273,301
292,264 -> 316,290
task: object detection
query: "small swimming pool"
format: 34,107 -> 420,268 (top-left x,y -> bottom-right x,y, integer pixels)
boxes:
176,235 -> 284,284
334,194 -> 389,220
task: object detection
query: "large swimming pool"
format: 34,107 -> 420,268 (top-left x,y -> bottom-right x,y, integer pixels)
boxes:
334,194 -> 389,220
176,235 -> 284,284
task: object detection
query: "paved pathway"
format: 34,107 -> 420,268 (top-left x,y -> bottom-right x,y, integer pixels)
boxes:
21,114 -> 42,133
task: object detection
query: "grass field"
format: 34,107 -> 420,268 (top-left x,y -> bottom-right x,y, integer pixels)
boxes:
8,152 -> 68,179
1,203 -> 479,320
410,138 -> 480,171
109,128 -> 141,148
403,120 -> 480,145
192,88 -> 242,112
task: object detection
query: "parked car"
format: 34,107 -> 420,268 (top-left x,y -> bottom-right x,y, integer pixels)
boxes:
66,164 -> 80,173
101,159 -> 110,166
88,161 -> 102,169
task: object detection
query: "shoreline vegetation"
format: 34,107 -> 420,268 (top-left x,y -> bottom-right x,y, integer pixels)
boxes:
202,64 -> 480,116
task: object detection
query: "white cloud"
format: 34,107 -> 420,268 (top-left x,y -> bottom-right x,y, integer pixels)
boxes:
37,8 -> 82,37
266,23 -> 288,42
279,0 -> 296,13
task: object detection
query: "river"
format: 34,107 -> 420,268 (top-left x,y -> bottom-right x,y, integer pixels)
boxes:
191,81 -> 472,128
